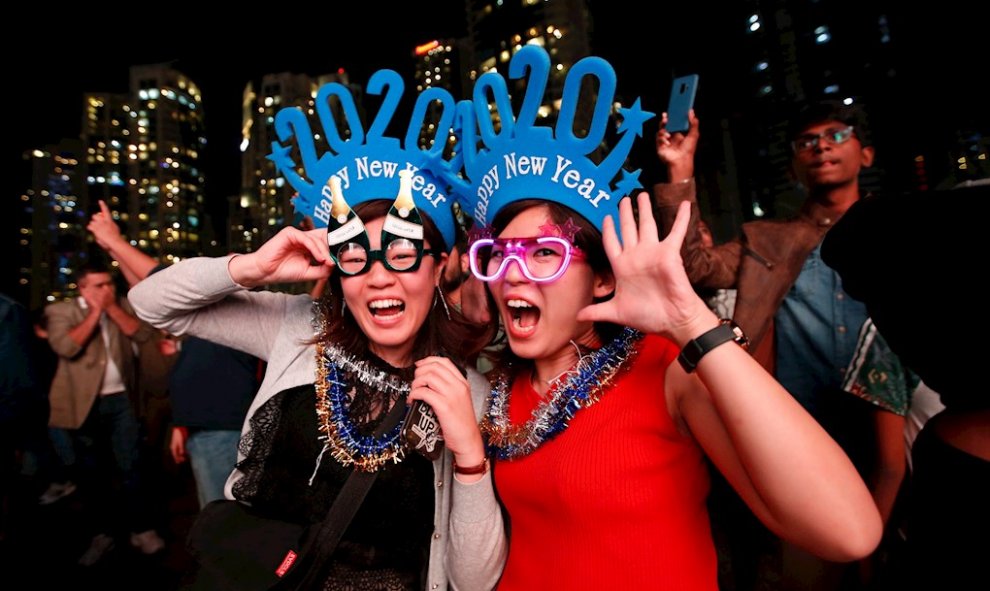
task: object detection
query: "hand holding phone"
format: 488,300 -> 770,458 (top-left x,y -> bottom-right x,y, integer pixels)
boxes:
666,74 -> 699,134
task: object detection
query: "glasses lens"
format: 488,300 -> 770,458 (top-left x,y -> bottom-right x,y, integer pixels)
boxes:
467,240 -> 504,281
385,238 -> 420,271
794,136 -> 817,152
336,242 -> 368,275
524,239 -> 568,279
473,242 -> 499,279
829,127 -> 853,144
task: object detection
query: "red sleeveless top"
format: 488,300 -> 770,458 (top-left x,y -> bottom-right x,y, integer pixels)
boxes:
494,336 -> 717,590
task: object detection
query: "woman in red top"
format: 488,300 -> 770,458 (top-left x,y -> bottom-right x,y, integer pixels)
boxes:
444,45 -> 880,588
466,194 -> 881,589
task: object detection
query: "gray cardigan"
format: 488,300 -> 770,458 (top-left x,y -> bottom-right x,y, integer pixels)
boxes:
129,256 -> 506,590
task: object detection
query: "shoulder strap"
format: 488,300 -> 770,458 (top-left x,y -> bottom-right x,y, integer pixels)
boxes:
289,396 -> 410,589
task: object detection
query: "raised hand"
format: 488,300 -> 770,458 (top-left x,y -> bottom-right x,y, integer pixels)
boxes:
409,356 -> 486,479
227,226 -> 334,288
576,193 -> 716,346
656,110 -> 700,183
87,200 -> 124,250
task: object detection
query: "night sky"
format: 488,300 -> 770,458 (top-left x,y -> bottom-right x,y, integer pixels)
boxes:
4,1 -> 985,297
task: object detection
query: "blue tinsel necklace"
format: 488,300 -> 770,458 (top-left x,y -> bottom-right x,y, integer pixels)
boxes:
314,342 -> 409,472
481,327 -> 643,460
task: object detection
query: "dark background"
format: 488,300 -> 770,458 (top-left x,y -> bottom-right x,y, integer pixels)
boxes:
4,2 -> 986,296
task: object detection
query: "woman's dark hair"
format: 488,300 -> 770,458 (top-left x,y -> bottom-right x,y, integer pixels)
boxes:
485,200 -> 621,369
315,199 -> 494,367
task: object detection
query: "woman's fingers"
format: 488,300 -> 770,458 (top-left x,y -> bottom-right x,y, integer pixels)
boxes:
412,356 -> 465,393
664,201 -> 692,251
600,215 -> 623,263
617,195 -> 639,249
304,228 -> 332,264
636,192 -> 659,243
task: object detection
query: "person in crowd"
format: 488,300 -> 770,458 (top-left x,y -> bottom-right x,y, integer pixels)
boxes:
654,101 -> 875,423
166,337 -> 261,508
1,293 -> 40,539
822,187 -> 989,590
445,46 -> 880,590
44,262 -> 164,563
695,219 -> 737,319
88,200 -> 261,508
841,317 -> 946,586
655,101 -> 878,589
28,309 -> 77,505
129,73 -> 506,589
439,235 -> 471,311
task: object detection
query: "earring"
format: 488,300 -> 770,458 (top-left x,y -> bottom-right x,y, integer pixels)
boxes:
434,285 -> 451,320
341,298 -> 348,317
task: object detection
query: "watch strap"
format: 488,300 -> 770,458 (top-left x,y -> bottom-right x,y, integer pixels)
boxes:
677,320 -> 749,373
453,457 -> 489,476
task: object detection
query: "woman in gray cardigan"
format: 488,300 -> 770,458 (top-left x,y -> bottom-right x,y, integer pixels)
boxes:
130,197 -> 506,590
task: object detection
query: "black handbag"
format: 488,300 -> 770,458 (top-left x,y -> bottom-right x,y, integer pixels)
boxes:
186,397 -> 408,591
187,500 -> 310,590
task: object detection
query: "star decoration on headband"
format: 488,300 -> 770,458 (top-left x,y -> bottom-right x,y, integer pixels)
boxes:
615,168 -> 645,199
267,143 -> 295,172
421,149 -> 450,180
538,218 -> 581,241
617,98 -> 655,139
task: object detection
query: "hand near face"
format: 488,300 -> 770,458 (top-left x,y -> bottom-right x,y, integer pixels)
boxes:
80,284 -> 104,313
80,280 -> 115,312
93,285 -> 117,310
576,193 -> 715,345
228,227 -> 334,288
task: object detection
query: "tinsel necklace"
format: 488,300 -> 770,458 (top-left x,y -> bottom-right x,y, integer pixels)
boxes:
481,327 -> 643,460
314,341 -> 410,472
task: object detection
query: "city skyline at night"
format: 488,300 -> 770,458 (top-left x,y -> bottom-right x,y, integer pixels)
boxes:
6,0 -> 986,305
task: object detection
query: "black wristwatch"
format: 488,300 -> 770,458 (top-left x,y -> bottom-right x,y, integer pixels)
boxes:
677,319 -> 750,373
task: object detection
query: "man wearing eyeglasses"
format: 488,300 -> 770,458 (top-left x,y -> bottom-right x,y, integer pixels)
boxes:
653,100 -> 875,419
652,100 -> 876,591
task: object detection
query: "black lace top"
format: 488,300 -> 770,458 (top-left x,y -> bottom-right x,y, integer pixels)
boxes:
231,354 -> 435,589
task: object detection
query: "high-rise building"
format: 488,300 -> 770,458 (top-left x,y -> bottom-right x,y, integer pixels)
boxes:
20,64 -> 211,306
412,38 -> 471,155
82,92 -> 129,215
18,141 -> 88,309
233,70 -> 361,254
127,64 -> 209,264
465,0 -> 592,124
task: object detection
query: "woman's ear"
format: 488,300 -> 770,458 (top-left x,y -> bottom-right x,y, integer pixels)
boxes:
593,269 -> 616,299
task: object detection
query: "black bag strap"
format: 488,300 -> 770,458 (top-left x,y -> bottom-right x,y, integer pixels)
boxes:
287,396 -> 410,590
